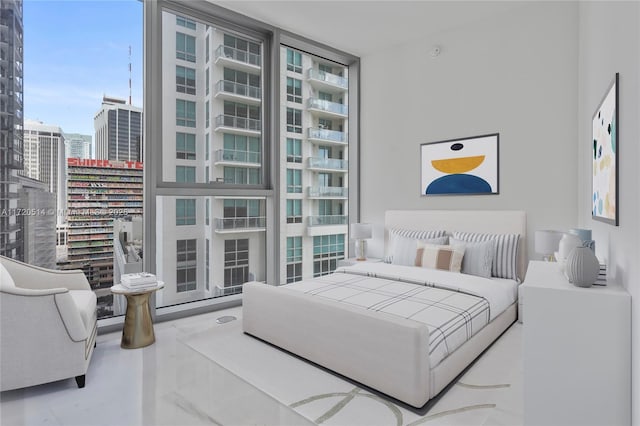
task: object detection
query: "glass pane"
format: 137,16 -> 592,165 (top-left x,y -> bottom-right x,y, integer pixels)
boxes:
155,195 -> 265,308
280,45 -> 349,280
162,10 -> 263,184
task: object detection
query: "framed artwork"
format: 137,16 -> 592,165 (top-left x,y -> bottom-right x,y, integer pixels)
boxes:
592,73 -> 619,226
420,133 -> 499,196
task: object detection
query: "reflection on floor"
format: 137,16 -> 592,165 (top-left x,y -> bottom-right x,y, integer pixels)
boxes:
0,306 -> 523,426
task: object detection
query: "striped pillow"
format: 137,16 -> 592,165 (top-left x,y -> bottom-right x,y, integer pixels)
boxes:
452,231 -> 520,280
384,228 -> 448,263
415,243 -> 465,273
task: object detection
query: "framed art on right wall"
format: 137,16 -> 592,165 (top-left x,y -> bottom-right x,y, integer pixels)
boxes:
592,73 -> 619,226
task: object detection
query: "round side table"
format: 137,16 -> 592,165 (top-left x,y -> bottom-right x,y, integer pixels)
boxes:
110,282 -> 164,349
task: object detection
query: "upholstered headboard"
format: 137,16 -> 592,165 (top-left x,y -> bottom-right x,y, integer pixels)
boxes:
384,210 -> 527,281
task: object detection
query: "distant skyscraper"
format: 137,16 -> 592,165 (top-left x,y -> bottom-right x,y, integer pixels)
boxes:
21,119 -> 66,225
0,0 -> 24,260
64,133 -> 92,159
94,96 -> 143,162
17,175 -> 56,269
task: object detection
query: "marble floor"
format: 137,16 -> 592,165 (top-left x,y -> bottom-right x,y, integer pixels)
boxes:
0,306 -> 524,426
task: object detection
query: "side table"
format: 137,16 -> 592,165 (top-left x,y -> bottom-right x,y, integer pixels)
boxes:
111,282 -> 164,349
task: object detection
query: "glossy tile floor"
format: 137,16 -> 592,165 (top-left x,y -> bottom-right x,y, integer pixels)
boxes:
0,306 -> 523,426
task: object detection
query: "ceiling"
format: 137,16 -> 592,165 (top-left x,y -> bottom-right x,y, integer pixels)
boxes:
212,1 -> 531,56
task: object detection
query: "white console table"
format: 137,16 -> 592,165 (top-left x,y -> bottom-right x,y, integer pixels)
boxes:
521,260 -> 631,426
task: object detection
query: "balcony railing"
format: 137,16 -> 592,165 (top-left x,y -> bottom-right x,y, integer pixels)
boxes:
307,98 -> 348,116
307,128 -> 346,144
214,216 -> 266,231
307,69 -> 348,89
308,215 -> 348,226
215,149 -> 260,165
215,80 -> 261,100
215,114 -> 261,132
307,157 -> 348,171
215,45 -> 261,67
307,186 -> 348,198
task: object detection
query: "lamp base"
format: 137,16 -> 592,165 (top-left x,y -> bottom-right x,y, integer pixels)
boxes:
355,239 -> 367,261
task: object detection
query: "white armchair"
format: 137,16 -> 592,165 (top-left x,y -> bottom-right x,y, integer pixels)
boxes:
0,256 -> 97,391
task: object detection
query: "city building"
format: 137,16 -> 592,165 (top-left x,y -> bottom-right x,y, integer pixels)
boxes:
59,158 -> 143,318
94,96 -> 143,162
155,14 -> 349,309
279,47 -> 349,283
21,119 -> 66,225
16,175 -> 56,269
0,0 -> 24,260
64,132 -> 92,160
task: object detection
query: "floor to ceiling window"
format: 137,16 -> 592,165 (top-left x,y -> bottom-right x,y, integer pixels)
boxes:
145,0 -> 359,316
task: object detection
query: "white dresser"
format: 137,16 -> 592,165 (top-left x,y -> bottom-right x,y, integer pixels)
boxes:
521,260 -> 631,426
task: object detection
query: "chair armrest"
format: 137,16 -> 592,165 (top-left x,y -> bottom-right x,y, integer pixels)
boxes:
7,261 -> 91,292
1,286 -> 68,297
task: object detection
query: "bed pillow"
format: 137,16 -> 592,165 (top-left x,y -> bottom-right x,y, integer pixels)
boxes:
450,238 -> 495,278
384,228 -> 447,264
452,231 -> 520,280
390,235 -> 449,266
415,243 -> 465,273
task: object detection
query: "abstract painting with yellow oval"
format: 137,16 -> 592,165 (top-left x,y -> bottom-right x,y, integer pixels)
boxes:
420,134 -> 499,195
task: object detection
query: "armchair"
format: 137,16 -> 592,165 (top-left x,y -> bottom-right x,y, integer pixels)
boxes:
0,256 -> 97,391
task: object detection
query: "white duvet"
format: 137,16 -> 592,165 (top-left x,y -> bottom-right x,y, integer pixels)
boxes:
336,261 -> 519,321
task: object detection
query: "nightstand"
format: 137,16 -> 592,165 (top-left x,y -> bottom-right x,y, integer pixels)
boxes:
337,257 -> 382,267
521,260 -> 631,426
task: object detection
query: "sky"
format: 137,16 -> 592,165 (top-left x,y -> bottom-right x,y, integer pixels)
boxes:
23,0 -> 143,137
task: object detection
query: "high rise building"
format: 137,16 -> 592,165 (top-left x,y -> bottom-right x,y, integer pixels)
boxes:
94,96 -> 143,162
59,158 -> 143,318
0,0 -> 24,260
64,133 -> 92,160
17,175 -> 56,269
279,47 -> 349,283
155,13 -> 349,308
21,119 -> 66,225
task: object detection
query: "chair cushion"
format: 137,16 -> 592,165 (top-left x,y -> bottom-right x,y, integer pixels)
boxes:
68,290 -> 97,332
0,263 -> 16,290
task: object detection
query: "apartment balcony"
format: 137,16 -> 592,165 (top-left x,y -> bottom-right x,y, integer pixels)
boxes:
214,216 -> 266,233
214,149 -> 261,168
214,114 -> 261,137
307,186 -> 348,199
214,45 -> 261,73
214,80 -> 261,106
307,128 -> 347,146
307,157 -> 348,172
307,98 -> 348,119
307,69 -> 348,92
308,215 -> 348,227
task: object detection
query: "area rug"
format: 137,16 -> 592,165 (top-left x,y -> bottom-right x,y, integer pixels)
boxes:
180,319 -> 523,426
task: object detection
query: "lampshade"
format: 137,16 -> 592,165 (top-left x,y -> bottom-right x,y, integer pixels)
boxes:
350,223 -> 372,240
535,230 -> 563,255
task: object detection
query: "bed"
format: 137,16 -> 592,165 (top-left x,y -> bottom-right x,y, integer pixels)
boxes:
243,210 -> 526,409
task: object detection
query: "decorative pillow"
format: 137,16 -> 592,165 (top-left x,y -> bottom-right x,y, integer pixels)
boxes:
450,238 -> 495,278
390,235 -> 449,266
384,228 -> 447,264
415,243 -> 465,273
452,231 -> 520,280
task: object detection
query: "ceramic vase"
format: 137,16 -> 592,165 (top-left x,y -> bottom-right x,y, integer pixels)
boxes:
557,233 -> 582,263
565,245 -> 600,287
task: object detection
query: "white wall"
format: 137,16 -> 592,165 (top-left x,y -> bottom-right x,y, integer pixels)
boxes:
577,2 -> 640,422
359,2 -> 580,261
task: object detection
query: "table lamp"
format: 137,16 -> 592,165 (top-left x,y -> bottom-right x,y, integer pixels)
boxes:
535,230 -> 563,261
351,223 -> 372,261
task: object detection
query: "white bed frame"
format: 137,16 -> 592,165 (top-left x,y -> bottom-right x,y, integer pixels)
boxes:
243,210 -> 526,408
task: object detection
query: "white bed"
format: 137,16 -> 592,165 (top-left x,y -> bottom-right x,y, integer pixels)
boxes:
243,210 -> 526,409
